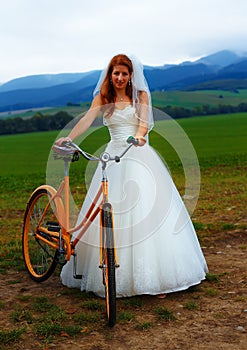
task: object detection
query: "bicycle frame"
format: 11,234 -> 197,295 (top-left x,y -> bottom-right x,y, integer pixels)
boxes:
32,141 -> 133,267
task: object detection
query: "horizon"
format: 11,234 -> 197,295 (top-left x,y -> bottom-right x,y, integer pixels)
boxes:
0,53 -> 201,84
1,48 -> 246,85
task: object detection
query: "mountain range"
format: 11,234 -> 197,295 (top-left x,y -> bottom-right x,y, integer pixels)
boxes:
1,50 -> 247,113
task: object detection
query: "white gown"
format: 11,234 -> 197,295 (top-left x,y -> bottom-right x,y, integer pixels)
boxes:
61,105 -> 208,297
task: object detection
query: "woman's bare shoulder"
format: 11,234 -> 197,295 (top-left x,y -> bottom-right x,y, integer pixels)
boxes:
91,94 -> 103,108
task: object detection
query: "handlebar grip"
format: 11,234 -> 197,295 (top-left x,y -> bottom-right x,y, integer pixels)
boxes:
127,136 -> 139,145
61,141 -> 72,147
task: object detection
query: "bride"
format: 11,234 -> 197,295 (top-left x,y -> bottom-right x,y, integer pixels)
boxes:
56,54 -> 208,297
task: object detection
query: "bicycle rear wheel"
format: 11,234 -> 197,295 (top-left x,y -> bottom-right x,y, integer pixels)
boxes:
101,203 -> 116,327
22,187 -> 62,282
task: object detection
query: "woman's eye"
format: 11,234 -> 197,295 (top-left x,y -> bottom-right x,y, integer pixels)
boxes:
113,71 -> 128,76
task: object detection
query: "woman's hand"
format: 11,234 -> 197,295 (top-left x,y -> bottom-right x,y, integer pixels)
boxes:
55,137 -> 72,147
135,136 -> 146,147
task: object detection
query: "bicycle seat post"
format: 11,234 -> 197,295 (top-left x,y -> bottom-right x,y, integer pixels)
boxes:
64,157 -> 70,177
64,157 -> 70,231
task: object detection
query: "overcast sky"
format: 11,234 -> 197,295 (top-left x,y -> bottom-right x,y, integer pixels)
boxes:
1,0 -> 247,82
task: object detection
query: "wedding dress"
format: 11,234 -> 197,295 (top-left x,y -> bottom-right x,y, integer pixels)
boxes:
60,105 -> 208,297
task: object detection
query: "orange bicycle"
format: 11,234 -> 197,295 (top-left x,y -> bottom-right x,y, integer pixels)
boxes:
22,136 -> 138,327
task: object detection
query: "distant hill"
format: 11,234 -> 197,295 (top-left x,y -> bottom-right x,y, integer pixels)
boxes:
1,49 -> 247,113
194,49 -> 240,67
0,71 -> 101,92
144,63 -> 215,90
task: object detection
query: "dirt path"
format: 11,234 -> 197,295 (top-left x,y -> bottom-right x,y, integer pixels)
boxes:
0,229 -> 246,350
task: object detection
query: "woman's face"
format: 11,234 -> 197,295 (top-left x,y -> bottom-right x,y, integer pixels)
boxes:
111,65 -> 131,91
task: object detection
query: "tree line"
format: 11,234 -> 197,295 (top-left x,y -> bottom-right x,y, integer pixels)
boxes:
159,102 -> 247,119
0,111 -> 73,135
1,102 -> 247,135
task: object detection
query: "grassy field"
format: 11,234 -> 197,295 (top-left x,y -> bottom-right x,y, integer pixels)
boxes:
1,112 -> 246,173
160,112 -> 246,167
0,112 -> 246,348
0,103 -> 90,120
0,112 -> 246,208
151,89 -> 247,108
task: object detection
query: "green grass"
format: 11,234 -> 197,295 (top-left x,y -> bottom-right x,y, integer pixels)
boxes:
151,112 -> 247,168
0,102 -> 90,120
1,113 -> 246,177
122,297 -> 144,308
135,321 -> 153,331
73,311 -> 101,325
0,112 -> 246,347
206,273 -> 221,283
152,89 -> 247,109
184,301 -> 199,310
154,307 -> 176,321
10,306 -> 33,323
0,327 -> 26,346
205,288 -> 218,297
34,322 -> 82,339
0,112 -> 246,229
82,300 -> 104,311
0,112 -> 246,274
117,311 -> 136,323
0,130 -> 63,176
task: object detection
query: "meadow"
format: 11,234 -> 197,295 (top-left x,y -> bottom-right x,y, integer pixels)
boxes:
1,112 -> 246,175
0,112 -> 246,349
151,89 -> 247,108
0,112 -> 246,263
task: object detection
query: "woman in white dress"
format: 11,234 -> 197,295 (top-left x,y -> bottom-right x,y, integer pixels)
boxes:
56,54 -> 208,298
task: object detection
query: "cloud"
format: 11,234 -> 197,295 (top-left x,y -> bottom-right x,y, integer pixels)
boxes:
1,0 -> 247,82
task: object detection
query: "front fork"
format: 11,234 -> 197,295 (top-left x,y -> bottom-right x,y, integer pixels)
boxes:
99,200 -> 119,270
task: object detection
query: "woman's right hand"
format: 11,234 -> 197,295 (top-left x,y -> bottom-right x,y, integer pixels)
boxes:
55,137 -> 72,147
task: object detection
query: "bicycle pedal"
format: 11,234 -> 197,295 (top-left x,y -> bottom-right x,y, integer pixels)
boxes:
46,221 -> 61,232
72,254 -> 83,279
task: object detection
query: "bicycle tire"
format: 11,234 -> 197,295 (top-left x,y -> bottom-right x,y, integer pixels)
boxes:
22,187 -> 62,282
102,203 -> 116,327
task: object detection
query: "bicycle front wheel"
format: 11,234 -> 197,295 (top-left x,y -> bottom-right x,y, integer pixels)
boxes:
102,203 -> 116,327
22,187 -> 62,282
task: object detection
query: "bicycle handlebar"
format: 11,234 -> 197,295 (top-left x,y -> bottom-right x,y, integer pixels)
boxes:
52,136 -> 139,164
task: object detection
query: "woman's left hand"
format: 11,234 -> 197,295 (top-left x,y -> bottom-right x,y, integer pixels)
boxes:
135,136 -> 146,147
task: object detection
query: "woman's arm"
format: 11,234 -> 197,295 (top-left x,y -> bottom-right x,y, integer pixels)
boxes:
56,95 -> 102,146
134,91 -> 149,146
